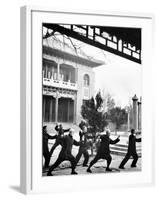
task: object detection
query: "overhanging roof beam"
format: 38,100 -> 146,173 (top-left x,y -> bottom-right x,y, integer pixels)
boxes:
43,24 -> 141,64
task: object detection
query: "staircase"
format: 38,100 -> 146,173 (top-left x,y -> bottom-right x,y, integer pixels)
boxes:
45,123 -> 142,157
110,143 -> 142,157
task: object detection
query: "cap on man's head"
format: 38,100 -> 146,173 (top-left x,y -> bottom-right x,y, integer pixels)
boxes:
106,129 -> 111,135
131,129 -> 135,134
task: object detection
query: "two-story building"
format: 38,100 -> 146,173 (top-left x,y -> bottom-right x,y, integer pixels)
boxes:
42,36 -> 104,124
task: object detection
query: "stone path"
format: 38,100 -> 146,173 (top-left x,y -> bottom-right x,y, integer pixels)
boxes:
42,123 -> 141,176
43,152 -> 141,176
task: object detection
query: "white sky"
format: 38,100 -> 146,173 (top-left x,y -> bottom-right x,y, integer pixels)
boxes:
80,44 -> 142,108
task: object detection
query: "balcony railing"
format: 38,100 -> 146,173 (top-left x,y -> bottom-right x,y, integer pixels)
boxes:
43,77 -> 78,91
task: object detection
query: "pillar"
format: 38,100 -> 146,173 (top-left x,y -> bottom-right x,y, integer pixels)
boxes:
55,91 -> 59,123
46,65 -> 48,78
57,62 -> 60,81
73,95 -> 77,124
132,94 -> 138,130
49,98 -> 53,122
75,67 -> 78,83
54,61 -> 60,123
138,101 -> 142,130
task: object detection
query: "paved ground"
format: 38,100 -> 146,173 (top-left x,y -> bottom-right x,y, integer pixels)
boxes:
42,145 -> 141,176
43,122 -> 141,176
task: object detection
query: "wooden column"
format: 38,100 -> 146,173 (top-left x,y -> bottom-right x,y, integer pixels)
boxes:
42,70 -> 45,78
73,95 -> 77,124
57,62 -> 60,80
46,65 -> 48,78
55,91 -> 59,123
75,67 -> 78,83
49,97 -> 53,122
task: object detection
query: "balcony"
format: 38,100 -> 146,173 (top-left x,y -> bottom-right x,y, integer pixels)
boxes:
43,78 -> 78,91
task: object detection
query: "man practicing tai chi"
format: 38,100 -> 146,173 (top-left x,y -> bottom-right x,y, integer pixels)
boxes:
43,126 -> 57,169
47,128 -> 80,176
119,129 -> 141,169
76,125 -> 90,167
49,124 -> 70,157
87,129 -> 120,173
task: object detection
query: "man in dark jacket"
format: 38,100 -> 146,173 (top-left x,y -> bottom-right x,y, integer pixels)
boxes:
47,128 -> 80,176
49,124 -> 70,157
119,129 -> 141,169
75,125 -> 90,167
43,126 -> 57,169
87,129 -> 120,173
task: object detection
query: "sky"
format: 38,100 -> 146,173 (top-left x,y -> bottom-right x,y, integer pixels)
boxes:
80,44 -> 142,108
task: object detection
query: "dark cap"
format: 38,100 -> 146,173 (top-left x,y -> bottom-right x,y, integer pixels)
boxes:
131,129 -> 135,134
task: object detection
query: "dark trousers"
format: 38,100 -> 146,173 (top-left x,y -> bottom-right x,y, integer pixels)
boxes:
76,146 -> 89,165
88,153 -> 112,169
43,146 -> 51,168
119,152 -> 138,167
48,153 -> 76,174
49,137 -> 61,156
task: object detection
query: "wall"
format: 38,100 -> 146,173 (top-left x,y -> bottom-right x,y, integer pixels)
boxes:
76,63 -> 95,123
0,0 -> 158,200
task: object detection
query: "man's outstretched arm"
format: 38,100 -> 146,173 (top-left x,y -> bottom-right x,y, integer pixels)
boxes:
136,138 -> 141,142
110,137 -> 120,144
48,134 -> 57,140
63,128 -> 70,133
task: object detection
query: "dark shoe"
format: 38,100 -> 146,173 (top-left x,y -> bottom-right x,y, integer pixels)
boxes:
71,171 -> 78,175
87,168 -> 92,173
131,165 -> 137,168
83,164 -> 88,167
119,166 -> 125,169
47,172 -> 53,176
106,168 -> 112,172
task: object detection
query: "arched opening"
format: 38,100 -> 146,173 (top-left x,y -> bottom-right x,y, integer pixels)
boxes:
83,74 -> 90,87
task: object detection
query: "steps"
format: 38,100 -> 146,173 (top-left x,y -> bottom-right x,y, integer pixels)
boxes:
45,123 -> 142,157
110,144 -> 142,157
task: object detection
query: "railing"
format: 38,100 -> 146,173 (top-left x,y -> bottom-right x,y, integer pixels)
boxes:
43,78 -> 78,91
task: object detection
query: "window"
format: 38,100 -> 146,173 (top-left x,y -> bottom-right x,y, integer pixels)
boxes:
83,74 -> 90,87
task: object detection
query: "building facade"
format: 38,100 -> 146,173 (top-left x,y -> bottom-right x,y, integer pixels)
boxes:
42,37 -> 104,124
